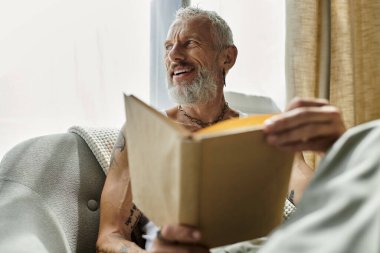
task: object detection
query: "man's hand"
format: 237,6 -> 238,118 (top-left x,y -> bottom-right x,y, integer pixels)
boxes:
150,225 -> 210,253
96,232 -> 147,253
264,98 -> 346,153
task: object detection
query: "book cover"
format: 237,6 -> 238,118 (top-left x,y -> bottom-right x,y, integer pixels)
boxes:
124,94 -> 294,247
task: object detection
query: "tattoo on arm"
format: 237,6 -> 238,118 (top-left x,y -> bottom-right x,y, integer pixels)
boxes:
110,132 -> 126,168
288,190 -> 295,204
125,204 -> 137,226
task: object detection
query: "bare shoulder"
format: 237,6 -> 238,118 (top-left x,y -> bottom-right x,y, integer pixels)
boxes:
165,106 -> 179,121
226,107 -> 240,119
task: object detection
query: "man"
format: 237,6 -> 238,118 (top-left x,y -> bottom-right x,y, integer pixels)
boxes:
96,7 -> 345,253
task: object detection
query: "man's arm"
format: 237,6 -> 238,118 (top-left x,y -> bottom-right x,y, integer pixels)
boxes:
265,98 -> 346,204
288,152 -> 313,204
96,123 -> 147,253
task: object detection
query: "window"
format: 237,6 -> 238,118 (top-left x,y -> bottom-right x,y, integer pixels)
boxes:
0,1 -> 285,159
0,0 -> 150,159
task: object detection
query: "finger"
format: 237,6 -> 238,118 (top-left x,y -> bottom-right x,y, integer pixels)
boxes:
264,106 -> 341,134
266,121 -> 342,147
286,97 -> 329,111
159,225 -> 202,244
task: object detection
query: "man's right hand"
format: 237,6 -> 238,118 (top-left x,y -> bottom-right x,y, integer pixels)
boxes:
96,232 -> 147,253
150,225 -> 210,253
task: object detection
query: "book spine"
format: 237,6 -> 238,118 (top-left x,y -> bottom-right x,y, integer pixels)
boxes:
178,139 -> 200,226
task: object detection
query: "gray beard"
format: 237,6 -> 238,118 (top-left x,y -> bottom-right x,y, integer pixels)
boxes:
167,68 -> 218,105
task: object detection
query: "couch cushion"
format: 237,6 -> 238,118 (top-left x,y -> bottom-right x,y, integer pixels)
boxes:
0,133 -> 106,253
224,91 -> 281,114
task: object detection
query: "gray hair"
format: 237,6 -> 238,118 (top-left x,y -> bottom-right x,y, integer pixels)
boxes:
174,7 -> 234,50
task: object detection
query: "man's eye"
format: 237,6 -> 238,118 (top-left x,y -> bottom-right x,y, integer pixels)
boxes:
186,40 -> 196,46
165,44 -> 173,51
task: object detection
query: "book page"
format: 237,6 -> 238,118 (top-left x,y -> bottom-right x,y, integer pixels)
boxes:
195,114 -> 275,135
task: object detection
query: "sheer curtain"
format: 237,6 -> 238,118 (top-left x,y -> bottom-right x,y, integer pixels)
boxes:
150,0 -> 184,109
0,0 -> 150,159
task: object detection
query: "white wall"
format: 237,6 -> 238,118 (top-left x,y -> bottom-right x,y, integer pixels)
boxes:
191,0 -> 286,109
0,0 -> 150,159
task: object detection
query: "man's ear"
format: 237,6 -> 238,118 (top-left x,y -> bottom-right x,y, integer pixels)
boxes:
222,45 -> 238,73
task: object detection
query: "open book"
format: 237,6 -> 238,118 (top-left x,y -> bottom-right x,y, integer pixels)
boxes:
124,95 -> 294,247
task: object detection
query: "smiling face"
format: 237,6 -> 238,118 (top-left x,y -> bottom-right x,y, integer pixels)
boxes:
164,16 -> 224,104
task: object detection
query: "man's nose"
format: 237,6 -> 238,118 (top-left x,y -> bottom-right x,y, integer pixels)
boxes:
167,44 -> 185,62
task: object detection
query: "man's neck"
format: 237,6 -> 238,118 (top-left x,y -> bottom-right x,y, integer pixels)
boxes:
180,93 -> 226,123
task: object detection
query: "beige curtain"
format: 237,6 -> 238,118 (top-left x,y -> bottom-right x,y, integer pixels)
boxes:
286,0 -> 380,128
330,0 -> 380,128
286,0 -> 380,167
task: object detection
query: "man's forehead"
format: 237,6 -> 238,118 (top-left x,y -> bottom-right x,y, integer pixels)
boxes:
166,16 -> 212,39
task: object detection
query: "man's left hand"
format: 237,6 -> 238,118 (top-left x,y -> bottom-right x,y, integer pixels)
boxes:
150,225 -> 210,253
264,98 -> 346,153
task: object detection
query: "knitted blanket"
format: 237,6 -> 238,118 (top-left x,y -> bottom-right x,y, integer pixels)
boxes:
68,126 -> 119,175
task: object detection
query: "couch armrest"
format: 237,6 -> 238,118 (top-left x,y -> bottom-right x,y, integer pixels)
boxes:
0,133 -> 106,253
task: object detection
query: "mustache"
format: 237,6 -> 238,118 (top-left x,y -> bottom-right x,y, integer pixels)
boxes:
168,61 -> 196,72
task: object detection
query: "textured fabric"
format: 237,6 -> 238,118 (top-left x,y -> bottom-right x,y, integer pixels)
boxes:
285,0 -> 327,101
330,1 -> 380,128
283,199 -> 296,221
0,133 -> 106,253
68,126 -> 119,174
68,126 -> 149,248
0,182 -> 71,253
